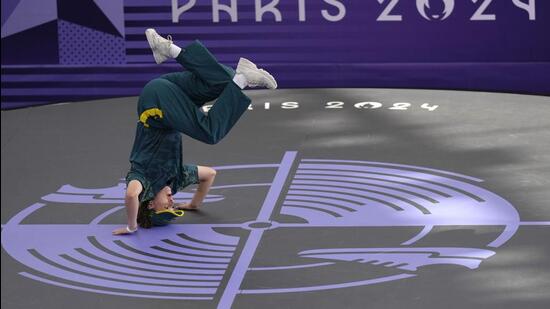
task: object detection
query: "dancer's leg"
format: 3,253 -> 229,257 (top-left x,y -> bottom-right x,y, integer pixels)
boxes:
158,40 -> 237,105
160,71 -> 226,106
174,40 -> 234,86
159,81 -> 251,144
147,29 -> 276,90
141,29 -> 274,142
159,71 -> 214,107
149,39 -> 251,143
137,62 -> 249,141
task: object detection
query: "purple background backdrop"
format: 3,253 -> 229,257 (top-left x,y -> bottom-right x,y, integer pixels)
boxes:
2,0 -> 549,110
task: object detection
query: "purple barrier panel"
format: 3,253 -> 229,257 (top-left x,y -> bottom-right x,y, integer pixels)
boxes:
1,0 -> 548,108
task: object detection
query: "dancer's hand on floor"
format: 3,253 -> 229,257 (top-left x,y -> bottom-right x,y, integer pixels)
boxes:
112,226 -> 136,235
175,202 -> 199,210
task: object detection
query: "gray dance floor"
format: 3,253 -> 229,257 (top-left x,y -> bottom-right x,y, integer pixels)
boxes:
2,88 -> 550,309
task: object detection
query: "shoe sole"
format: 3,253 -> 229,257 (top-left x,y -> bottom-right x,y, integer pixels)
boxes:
259,69 -> 277,89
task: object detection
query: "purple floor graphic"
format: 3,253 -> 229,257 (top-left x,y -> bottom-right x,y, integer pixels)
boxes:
2,151 -> 549,308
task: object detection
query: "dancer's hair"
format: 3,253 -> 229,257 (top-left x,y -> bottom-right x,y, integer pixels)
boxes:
137,200 -> 154,228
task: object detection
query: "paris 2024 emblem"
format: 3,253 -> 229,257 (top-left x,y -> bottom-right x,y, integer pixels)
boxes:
2,151 -> 529,308
417,0 -> 454,20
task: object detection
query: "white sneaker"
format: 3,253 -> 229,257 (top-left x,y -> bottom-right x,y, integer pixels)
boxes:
236,57 -> 258,72
145,28 -> 173,64
236,57 -> 277,89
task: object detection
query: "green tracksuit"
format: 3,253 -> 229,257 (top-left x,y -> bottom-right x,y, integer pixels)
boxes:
126,40 -> 251,202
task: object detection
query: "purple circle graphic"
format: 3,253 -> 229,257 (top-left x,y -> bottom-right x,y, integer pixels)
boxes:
1,153 -> 521,308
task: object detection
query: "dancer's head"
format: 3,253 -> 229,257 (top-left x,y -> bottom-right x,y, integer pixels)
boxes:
137,186 -> 181,228
149,186 -> 175,211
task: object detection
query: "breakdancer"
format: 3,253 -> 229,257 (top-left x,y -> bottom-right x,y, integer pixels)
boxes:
113,29 -> 277,235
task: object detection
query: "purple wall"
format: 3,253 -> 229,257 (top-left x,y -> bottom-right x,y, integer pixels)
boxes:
2,0 -> 549,109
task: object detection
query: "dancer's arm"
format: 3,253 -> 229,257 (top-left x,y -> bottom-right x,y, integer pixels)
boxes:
176,166 -> 216,210
113,180 -> 143,235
